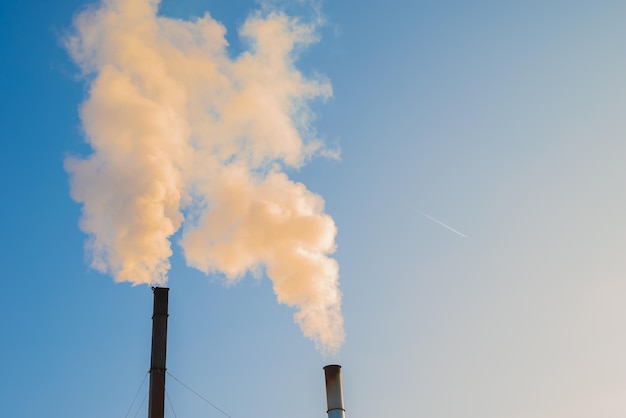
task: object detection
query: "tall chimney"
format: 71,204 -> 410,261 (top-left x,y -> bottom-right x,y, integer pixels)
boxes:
324,365 -> 345,418
148,287 -> 169,418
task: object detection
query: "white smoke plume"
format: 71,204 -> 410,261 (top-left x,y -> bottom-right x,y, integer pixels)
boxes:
65,0 -> 343,354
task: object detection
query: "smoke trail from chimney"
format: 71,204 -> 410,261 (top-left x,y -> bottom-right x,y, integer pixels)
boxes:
65,0 -> 343,354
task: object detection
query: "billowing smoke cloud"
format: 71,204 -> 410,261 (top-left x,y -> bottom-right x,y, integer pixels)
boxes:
65,0 -> 343,354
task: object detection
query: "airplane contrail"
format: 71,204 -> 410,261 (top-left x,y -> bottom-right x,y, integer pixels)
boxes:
417,210 -> 468,238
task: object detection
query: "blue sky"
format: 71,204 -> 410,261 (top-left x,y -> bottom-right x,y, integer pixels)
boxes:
2,1 -> 626,417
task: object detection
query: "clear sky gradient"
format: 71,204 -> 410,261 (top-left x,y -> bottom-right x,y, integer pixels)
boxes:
2,1 -> 626,417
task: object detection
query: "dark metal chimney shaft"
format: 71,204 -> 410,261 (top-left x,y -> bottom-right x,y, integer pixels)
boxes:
324,365 -> 345,418
148,287 -> 169,418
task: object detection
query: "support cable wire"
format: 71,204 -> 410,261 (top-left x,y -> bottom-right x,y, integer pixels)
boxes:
165,388 -> 178,418
167,371 -> 233,418
124,371 -> 149,418
132,391 -> 149,418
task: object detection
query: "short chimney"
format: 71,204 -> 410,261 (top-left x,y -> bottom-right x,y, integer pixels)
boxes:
324,365 -> 345,418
